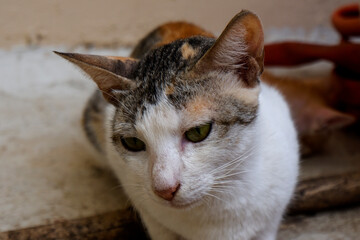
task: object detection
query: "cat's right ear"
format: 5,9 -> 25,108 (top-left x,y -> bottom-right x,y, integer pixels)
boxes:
192,10 -> 264,88
54,51 -> 138,105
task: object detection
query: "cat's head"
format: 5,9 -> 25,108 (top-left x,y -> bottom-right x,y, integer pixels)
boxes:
56,10 -> 264,208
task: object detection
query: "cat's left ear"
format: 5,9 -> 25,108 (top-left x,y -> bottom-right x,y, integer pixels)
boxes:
193,10 -> 264,87
54,52 -> 138,105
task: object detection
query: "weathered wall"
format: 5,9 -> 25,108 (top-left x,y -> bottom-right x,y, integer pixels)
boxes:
0,0 -> 354,47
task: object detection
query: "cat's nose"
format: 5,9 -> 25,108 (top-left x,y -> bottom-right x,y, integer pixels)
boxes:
154,183 -> 180,201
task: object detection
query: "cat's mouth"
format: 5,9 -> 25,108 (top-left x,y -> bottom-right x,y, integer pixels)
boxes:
152,181 -> 210,209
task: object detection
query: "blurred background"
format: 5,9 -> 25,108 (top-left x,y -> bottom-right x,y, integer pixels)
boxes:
0,0 -> 354,48
1,0 -> 360,239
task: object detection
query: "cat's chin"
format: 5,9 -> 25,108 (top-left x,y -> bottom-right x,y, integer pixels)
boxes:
169,201 -> 196,209
163,197 -> 205,210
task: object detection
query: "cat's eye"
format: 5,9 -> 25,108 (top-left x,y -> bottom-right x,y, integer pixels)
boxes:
121,137 -> 146,152
185,123 -> 212,143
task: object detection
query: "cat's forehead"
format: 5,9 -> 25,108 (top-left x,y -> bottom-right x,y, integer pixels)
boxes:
114,36 -> 258,129
133,36 -> 214,96
113,37 -> 215,122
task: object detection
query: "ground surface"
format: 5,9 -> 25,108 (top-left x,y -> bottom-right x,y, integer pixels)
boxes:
279,207 -> 360,240
0,47 -> 131,232
1,26 -> 360,238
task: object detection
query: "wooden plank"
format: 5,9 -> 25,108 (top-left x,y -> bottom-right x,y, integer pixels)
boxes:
288,171 -> 360,214
0,208 -> 148,240
1,171 -> 360,239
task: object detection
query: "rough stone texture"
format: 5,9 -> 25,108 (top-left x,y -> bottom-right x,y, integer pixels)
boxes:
0,47 -> 131,232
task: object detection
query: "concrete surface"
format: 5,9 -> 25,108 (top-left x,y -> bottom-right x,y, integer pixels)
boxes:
0,46 -> 131,232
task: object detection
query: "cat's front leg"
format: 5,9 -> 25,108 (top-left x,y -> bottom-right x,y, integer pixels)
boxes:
252,232 -> 277,240
252,214 -> 282,240
140,211 -> 182,240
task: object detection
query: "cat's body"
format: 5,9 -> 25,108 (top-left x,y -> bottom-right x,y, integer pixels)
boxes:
57,10 -> 299,240
107,82 -> 297,240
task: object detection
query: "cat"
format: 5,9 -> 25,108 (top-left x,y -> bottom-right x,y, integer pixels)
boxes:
55,10 -> 299,240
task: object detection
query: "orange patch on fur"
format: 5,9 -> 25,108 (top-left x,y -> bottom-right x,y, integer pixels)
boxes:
165,84 -> 175,95
184,96 -> 212,124
107,56 -> 136,62
226,85 -> 260,106
181,43 -> 196,59
157,22 -> 215,47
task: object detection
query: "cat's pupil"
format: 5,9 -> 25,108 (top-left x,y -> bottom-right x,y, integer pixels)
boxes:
185,123 -> 212,143
195,127 -> 201,134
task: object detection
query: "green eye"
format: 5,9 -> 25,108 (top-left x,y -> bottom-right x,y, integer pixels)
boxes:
121,137 -> 146,152
185,123 -> 212,143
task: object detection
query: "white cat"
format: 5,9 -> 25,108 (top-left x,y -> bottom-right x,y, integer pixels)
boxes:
56,10 -> 299,240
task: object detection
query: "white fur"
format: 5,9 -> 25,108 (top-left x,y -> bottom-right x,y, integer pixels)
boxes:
103,82 -> 299,240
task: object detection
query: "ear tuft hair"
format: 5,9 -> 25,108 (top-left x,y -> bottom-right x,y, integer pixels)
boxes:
193,10 -> 264,87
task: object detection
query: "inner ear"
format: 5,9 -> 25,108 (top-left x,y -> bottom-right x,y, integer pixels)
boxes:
54,52 -> 138,105
193,10 -> 264,87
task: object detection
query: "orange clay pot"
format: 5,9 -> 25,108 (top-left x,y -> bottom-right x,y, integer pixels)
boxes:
332,3 -> 360,38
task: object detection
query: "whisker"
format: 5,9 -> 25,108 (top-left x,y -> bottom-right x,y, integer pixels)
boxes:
209,145 -> 257,175
203,192 -> 227,204
209,154 -> 249,179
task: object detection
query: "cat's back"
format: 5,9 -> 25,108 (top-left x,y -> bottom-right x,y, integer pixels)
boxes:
131,22 -> 214,58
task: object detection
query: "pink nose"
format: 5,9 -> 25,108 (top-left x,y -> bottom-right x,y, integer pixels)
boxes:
154,184 -> 180,201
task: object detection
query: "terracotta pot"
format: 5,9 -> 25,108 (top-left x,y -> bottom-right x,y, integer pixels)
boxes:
332,3 -> 360,38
